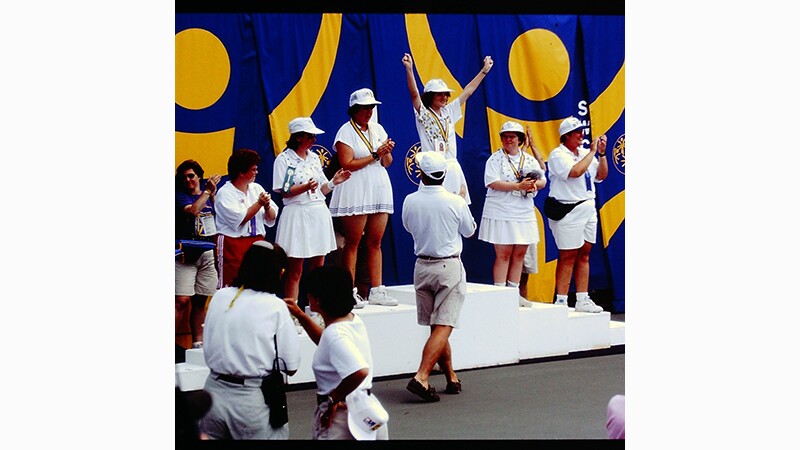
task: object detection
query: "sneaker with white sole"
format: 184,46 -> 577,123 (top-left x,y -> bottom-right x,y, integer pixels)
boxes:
353,288 -> 367,309
518,296 -> 535,308
574,297 -> 603,313
368,285 -> 398,306
554,298 -> 568,307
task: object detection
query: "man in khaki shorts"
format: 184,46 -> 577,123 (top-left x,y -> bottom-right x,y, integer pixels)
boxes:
401,152 -> 477,402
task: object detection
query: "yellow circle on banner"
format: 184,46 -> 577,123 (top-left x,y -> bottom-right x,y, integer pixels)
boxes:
508,29 -> 569,101
175,28 -> 230,110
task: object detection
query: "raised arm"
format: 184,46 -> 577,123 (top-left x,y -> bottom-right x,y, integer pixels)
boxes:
402,53 -> 423,113
456,55 -> 493,105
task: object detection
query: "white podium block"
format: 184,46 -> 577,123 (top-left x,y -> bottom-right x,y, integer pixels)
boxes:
566,310 -> 612,352
185,348 -> 205,366
518,302 -> 571,359
609,320 -> 625,346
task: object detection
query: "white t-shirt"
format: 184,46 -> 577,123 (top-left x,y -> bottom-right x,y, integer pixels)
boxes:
203,287 -> 301,377
312,314 -> 373,395
215,181 -> 279,237
481,149 -> 545,221
413,98 -> 462,160
546,144 -> 602,202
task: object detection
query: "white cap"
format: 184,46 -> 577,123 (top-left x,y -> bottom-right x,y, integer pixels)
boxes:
288,117 -> 324,135
346,390 -> 389,440
423,78 -> 454,93
499,121 -> 525,135
558,116 -> 587,136
348,88 -> 382,107
415,151 -> 447,180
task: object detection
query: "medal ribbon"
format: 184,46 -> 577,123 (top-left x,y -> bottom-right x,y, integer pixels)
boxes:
425,107 -> 448,144
502,149 -> 525,180
349,118 -> 374,152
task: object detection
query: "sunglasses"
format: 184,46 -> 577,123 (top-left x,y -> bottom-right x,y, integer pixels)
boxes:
183,173 -> 197,180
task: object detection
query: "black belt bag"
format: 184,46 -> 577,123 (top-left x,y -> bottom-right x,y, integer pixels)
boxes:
543,197 -> 587,221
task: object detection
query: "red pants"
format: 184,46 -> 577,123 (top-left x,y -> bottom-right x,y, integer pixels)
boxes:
216,235 -> 264,288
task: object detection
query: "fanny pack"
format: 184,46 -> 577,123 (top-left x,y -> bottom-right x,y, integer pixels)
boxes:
543,197 -> 587,221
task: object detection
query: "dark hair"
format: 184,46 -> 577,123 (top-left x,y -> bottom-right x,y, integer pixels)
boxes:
303,266 -> 354,318
560,130 -> 581,144
347,104 -> 374,118
285,133 -> 304,151
227,148 -> 261,179
420,171 -> 445,186
421,91 -> 450,108
501,132 -> 526,144
232,241 -> 287,294
175,160 -> 204,191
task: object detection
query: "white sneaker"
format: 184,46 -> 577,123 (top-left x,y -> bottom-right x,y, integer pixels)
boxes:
554,298 -> 568,307
353,288 -> 367,309
575,297 -> 603,313
518,296 -> 534,308
368,285 -> 398,306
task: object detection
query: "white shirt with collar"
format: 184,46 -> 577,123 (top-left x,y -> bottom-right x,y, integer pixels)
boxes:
272,148 -> 328,206
402,184 -> 476,258
215,181 -> 279,237
546,144 -> 603,202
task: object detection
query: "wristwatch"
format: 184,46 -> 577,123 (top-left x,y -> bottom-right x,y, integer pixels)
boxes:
371,152 -> 380,160
598,152 -> 606,157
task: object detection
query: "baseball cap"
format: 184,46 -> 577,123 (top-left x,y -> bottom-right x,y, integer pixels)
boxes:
348,88 -> 382,107
288,117 -> 324,135
415,151 -> 447,180
346,390 -> 389,440
558,116 -> 588,136
423,79 -> 454,93
499,121 -> 525,135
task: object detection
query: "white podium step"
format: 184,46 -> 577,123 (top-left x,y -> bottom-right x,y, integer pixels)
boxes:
176,283 -> 624,390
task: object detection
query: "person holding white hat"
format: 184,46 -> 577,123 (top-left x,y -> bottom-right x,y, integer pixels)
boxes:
402,151 -> 477,402
272,117 -> 352,304
478,121 -> 546,307
328,88 -> 399,307
545,116 -> 608,313
401,53 -> 494,205
283,266 -> 389,440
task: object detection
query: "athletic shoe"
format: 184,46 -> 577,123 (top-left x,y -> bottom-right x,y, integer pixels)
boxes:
353,288 -> 367,309
368,285 -> 398,306
575,297 -> 603,313
554,298 -> 568,307
519,296 -> 535,308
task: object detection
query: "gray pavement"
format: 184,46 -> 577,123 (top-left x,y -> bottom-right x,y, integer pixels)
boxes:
285,349 -> 625,440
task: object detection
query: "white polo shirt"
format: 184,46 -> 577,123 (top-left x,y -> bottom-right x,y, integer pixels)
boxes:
401,185 -> 476,257
215,181 -> 279,237
546,144 -> 603,202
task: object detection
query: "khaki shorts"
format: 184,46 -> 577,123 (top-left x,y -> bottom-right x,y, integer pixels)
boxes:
413,258 -> 466,328
175,250 -> 218,296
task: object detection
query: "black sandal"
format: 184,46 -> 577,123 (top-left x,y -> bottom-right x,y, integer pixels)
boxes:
406,377 -> 440,402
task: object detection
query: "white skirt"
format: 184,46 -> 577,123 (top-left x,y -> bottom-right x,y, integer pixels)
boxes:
275,201 -> 337,258
329,163 -> 393,216
478,217 -> 539,245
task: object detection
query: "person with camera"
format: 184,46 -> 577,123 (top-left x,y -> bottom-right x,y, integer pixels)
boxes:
545,116 -> 608,313
478,121 -> 546,307
200,241 -> 301,440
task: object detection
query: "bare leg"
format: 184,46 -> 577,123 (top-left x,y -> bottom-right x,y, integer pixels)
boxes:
573,241 -> 592,292
284,257 -> 305,300
189,294 -> 208,343
506,244 -> 528,284
176,295 -> 190,338
555,248 -> 579,296
364,213 -> 388,287
492,244 -> 513,284
340,215 -> 368,286
436,340 -> 458,383
520,272 -> 529,298
414,325 -> 454,388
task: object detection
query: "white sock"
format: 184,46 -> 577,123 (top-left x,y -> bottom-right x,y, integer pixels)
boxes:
576,292 -> 588,302
494,282 -> 505,287
556,294 -> 568,303
505,281 -> 519,288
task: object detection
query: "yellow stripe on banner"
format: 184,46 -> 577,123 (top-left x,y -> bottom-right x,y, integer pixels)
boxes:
589,62 -> 625,138
486,107 -> 563,160
268,14 -> 342,156
598,190 -> 625,249
175,128 -> 236,176
405,14 -> 465,138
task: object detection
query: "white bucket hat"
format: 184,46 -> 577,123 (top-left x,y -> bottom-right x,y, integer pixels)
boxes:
558,116 -> 588,136
346,390 -> 389,440
499,121 -> 525,135
415,151 -> 447,180
423,78 -> 454,93
288,117 -> 324,135
348,88 -> 382,107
